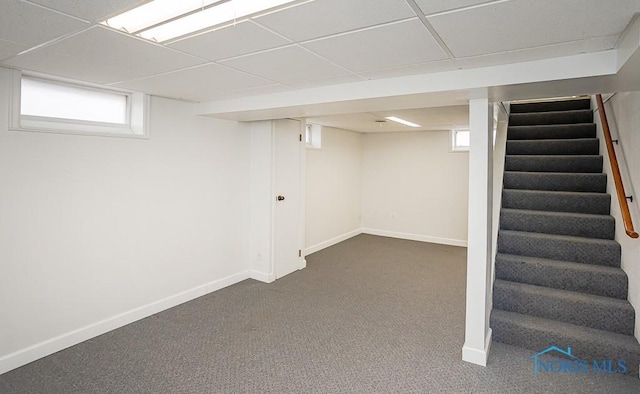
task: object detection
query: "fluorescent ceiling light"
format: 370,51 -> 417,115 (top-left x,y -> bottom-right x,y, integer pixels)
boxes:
385,116 -> 421,128
102,0 -> 223,33
103,0 -> 298,43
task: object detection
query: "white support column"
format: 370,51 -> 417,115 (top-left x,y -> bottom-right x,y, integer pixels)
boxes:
462,97 -> 494,366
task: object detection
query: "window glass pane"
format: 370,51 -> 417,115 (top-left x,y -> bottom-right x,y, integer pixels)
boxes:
305,124 -> 312,144
455,130 -> 470,147
21,78 -> 127,124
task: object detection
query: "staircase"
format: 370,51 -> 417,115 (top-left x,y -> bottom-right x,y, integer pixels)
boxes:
491,97 -> 640,375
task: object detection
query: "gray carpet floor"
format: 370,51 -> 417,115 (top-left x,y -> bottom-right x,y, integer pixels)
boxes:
1,234 -> 639,393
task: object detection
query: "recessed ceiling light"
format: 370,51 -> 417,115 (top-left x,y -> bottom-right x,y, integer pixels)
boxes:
385,116 -> 421,128
102,0 -> 299,42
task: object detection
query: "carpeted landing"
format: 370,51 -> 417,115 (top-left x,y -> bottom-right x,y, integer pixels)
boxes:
1,235 -> 639,393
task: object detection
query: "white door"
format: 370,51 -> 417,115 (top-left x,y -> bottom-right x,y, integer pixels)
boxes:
274,119 -> 303,279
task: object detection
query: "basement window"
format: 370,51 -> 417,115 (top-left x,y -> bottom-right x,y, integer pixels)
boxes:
451,129 -> 470,152
305,123 -> 322,149
10,72 -> 148,138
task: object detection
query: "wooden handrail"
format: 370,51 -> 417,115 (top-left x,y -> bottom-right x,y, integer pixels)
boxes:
595,94 -> 639,239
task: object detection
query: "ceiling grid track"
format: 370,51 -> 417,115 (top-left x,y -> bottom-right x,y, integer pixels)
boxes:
404,0 -> 456,60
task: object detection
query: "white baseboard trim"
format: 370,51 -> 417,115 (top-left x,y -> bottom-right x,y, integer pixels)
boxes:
0,270 -> 250,375
361,228 -> 468,247
305,229 -> 362,255
462,328 -> 492,367
249,270 -> 275,283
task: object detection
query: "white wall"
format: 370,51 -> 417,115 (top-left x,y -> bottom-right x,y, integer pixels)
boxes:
248,121 -> 275,281
305,127 -> 362,254
600,92 -> 640,337
491,103 -> 509,268
0,67 -> 251,373
361,131 -> 469,246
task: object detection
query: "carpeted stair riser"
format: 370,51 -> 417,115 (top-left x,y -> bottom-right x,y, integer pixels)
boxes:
510,98 -> 591,113
493,279 -> 635,335
495,254 -> 628,299
500,209 -> 614,239
491,310 -> 640,376
502,190 -> 610,214
497,230 -> 621,267
506,138 -> 599,155
493,98 -> 639,376
508,124 -> 595,140
503,172 -> 606,193
505,155 -> 602,173
509,109 -> 593,126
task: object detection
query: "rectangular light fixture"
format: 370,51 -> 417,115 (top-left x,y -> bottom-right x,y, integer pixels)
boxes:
102,0 -> 223,34
102,0 -> 298,43
385,116 -> 421,128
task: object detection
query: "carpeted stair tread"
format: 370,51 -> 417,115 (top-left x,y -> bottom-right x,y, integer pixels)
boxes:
506,138 -> 599,155
509,109 -> 593,126
502,189 -> 610,214
503,171 -> 607,193
490,309 -> 640,376
504,155 -> 603,173
493,279 -> 635,335
507,123 -> 595,140
495,253 -> 628,299
493,97 -> 638,376
510,98 -> 591,113
497,230 -> 621,267
500,208 -> 614,239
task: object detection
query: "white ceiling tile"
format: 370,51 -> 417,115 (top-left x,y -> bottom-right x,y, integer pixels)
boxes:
168,21 -> 290,61
254,0 -> 416,42
220,45 -> 347,84
0,0 -> 89,46
4,26 -> 205,84
303,19 -> 448,72
455,36 -> 620,70
428,0 -> 640,57
26,0 -> 146,22
413,0 -> 499,15
112,63 -> 275,102
4,47 -> 134,84
360,60 -> 458,80
0,39 -> 29,62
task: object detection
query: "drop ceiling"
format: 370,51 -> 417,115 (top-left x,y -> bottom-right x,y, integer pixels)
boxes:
1,0 -> 639,105
307,105 -> 469,133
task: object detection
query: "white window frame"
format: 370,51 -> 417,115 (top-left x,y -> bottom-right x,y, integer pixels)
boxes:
305,123 -> 322,149
9,70 -> 149,139
451,129 -> 470,152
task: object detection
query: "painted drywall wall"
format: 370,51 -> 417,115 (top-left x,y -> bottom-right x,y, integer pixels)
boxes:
491,103 -> 509,270
0,67 -> 251,373
248,121 -> 275,282
599,92 -> 640,337
361,130 -> 469,245
305,127 -> 362,254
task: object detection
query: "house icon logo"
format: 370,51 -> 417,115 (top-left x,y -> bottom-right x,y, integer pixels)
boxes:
529,346 -> 578,376
529,345 -> 628,375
